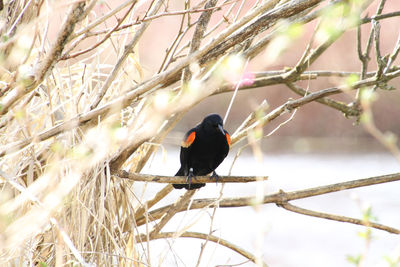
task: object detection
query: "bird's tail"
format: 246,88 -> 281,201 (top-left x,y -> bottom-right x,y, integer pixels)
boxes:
173,168 -> 205,190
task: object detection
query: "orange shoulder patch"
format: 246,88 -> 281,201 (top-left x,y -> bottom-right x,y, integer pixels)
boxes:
225,132 -> 231,146
181,131 -> 196,148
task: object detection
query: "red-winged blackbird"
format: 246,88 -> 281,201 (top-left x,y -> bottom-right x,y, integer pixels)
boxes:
173,114 -> 230,190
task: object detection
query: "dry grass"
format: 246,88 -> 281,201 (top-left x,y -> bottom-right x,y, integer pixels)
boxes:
0,0 -> 399,266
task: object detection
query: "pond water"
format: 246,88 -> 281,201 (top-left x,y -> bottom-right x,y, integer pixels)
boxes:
139,149 -> 400,267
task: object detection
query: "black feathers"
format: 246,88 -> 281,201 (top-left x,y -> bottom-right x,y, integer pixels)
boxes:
173,114 -> 230,190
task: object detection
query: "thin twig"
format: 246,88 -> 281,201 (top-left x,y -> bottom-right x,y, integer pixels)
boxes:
371,0 -> 388,90
134,185 -> 174,220
195,184 -> 225,267
233,99 -> 269,137
82,2 -> 235,38
70,0 -> 136,40
229,107 -> 296,175
127,113 -> 187,173
148,189 -> 196,237
285,82 -> 360,117
201,0 -> 319,65
224,58 -> 249,124
383,31 -> 400,74
157,8 -> 190,73
61,1 -> 138,60
182,0 -> 219,83
361,11 -> 400,23
89,0 -> 164,110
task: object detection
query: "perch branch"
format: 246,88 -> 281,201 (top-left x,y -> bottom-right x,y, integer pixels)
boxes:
114,170 -> 268,184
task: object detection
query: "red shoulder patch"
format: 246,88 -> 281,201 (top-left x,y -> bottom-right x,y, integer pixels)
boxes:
181,131 -> 196,148
225,132 -> 231,146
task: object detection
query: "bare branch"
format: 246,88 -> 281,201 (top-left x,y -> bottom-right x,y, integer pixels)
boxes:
136,172 -> 400,226
278,202 -> 400,234
356,0 -> 387,104
137,231 -> 268,267
114,170 -> 268,184
383,32 -> 400,74
202,0 -> 322,65
361,11 -> 400,23
357,23 -> 374,80
285,82 -> 360,117
231,69 -> 400,145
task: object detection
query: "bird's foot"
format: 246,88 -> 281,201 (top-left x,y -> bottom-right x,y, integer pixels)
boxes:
186,169 -> 195,189
211,170 -> 220,185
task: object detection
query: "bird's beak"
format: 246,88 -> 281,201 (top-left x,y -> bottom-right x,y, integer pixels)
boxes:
218,124 -> 225,135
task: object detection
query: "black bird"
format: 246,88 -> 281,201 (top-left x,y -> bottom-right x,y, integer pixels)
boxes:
173,114 -> 230,190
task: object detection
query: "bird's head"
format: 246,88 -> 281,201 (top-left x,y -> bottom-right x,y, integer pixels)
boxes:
202,114 -> 225,135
